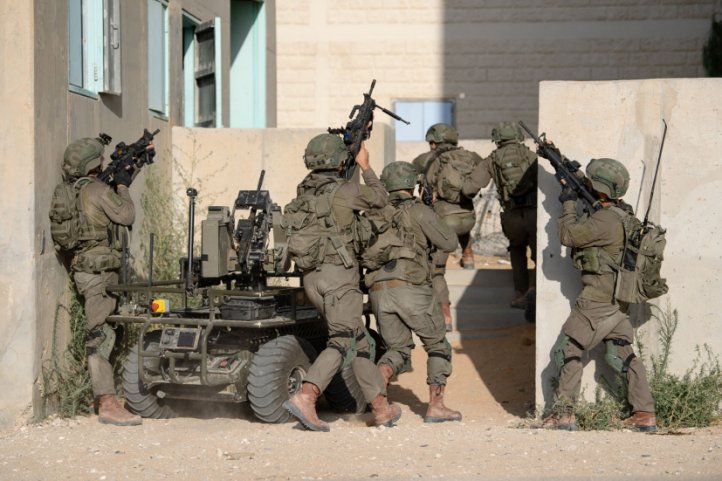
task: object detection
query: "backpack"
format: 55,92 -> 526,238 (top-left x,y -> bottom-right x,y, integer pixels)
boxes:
48,179 -> 91,252
282,177 -> 357,270
490,143 -> 537,208
432,148 -> 478,203
610,207 -> 669,304
360,203 -> 419,271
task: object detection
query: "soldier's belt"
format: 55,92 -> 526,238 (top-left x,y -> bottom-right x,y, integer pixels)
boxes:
369,279 -> 410,292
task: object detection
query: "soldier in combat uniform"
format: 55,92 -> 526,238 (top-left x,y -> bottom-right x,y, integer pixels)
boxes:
542,157 -> 657,432
283,133 -> 401,432
366,161 -> 462,423
58,138 -> 142,426
463,122 -> 538,310
413,124 -> 483,331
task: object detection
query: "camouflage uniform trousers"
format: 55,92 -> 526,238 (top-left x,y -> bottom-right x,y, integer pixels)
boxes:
302,263 -> 386,402
431,210 -> 475,304
73,270 -> 119,396
370,283 -> 452,385
500,206 -> 536,294
557,298 -> 655,413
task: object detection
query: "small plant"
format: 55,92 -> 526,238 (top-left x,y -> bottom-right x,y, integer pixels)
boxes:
42,290 -> 93,417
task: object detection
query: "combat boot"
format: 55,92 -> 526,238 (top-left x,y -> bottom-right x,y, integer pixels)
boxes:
283,382 -> 330,432
510,290 -> 528,309
378,363 -> 394,386
97,395 -> 142,426
441,303 -> 453,332
541,411 -> 578,431
370,395 -> 402,427
424,385 -> 462,423
622,411 -> 658,433
460,246 -> 475,270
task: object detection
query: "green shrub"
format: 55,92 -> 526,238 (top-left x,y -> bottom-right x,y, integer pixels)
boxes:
42,291 -> 93,417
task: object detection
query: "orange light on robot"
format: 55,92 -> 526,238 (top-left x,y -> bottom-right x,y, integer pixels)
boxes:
151,299 -> 169,313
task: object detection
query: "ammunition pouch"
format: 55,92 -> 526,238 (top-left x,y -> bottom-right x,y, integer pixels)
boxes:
72,246 -> 122,273
571,247 -> 617,274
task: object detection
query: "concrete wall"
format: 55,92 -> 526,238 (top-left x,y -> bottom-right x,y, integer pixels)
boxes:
535,78 -> 722,409
0,1 -> 36,427
170,125 -> 394,214
275,0 -> 718,139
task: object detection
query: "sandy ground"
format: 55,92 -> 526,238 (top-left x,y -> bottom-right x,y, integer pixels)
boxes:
2,254 -> 720,480
1,322 -> 721,481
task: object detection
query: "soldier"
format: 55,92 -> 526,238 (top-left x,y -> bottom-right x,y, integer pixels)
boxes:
412,123 -> 483,331
56,137 -> 142,426
542,157 -> 657,432
365,161 -> 462,423
462,121 -> 538,310
282,133 -> 401,432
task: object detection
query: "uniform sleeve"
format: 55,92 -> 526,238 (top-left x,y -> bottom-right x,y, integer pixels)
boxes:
414,205 -> 458,252
341,168 -> 388,210
558,203 -> 620,248
462,155 -> 492,197
100,185 -> 136,226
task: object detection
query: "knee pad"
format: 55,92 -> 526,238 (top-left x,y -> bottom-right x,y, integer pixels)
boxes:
329,329 -> 368,370
381,349 -> 412,375
86,324 -> 116,361
553,335 -> 583,373
604,339 -> 636,375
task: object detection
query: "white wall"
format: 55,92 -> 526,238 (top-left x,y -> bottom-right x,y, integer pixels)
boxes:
535,78 -> 722,408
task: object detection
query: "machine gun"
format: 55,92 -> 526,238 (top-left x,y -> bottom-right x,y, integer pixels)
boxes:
328,80 -> 410,180
97,128 -> 160,186
518,121 -> 601,212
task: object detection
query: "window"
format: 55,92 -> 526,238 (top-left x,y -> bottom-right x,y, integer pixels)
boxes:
393,100 -> 455,142
182,12 -> 200,127
230,0 -> 267,128
68,0 -> 121,95
194,19 -> 222,127
148,0 -> 169,115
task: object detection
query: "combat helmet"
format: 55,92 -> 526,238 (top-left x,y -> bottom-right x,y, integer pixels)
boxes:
425,123 -> 459,146
380,161 -> 417,192
62,138 -> 105,180
303,133 -> 350,171
491,121 -> 524,144
586,158 -> 629,199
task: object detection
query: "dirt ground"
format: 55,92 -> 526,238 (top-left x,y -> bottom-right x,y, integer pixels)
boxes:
2,254 -> 721,480
1,322 -> 721,481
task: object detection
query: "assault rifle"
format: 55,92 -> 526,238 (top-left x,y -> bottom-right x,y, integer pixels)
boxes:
98,128 -> 160,186
328,80 -> 410,180
518,121 -> 601,212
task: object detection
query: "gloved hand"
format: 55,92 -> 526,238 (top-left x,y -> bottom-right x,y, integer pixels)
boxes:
558,186 -> 578,203
114,166 -> 134,187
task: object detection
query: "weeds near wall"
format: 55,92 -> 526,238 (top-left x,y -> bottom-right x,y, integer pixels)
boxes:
647,304 -> 722,429
42,291 -> 92,417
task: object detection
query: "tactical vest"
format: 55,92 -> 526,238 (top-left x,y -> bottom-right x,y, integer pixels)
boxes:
49,178 -> 109,252
490,142 -> 537,209
282,175 -> 358,271
361,200 -> 425,272
571,206 -> 668,304
430,147 -> 477,204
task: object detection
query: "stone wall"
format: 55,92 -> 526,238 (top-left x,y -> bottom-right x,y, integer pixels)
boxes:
276,0 -> 719,138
